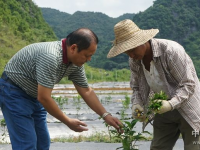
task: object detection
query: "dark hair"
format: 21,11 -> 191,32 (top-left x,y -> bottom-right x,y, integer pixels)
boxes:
66,28 -> 99,52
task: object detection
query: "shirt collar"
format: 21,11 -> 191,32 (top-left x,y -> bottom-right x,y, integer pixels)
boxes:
62,38 -> 68,64
150,38 -> 162,62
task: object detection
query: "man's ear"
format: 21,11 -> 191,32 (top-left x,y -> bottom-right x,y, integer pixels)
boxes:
70,44 -> 77,53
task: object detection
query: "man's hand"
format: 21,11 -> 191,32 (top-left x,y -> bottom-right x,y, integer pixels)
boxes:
132,104 -> 146,122
67,118 -> 88,132
104,115 -> 123,133
154,100 -> 172,114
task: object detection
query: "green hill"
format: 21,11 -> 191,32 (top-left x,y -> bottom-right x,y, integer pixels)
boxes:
0,0 -> 57,74
1,0 -> 200,79
41,8 -> 134,70
41,0 -> 200,77
0,0 -> 131,82
133,0 -> 200,75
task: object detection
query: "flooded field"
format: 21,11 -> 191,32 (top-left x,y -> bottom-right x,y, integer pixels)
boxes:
48,82 -> 149,139
0,82 -> 137,141
0,82 -> 184,149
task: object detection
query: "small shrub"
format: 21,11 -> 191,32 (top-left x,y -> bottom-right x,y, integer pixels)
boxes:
104,119 -> 150,150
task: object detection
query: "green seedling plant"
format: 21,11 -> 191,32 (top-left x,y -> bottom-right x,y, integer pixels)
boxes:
120,110 -> 126,120
105,95 -> 112,105
122,94 -> 131,109
147,91 -> 168,116
0,118 -> 8,143
73,94 -> 81,118
104,119 -> 150,150
52,96 -> 68,110
120,94 -> 131,120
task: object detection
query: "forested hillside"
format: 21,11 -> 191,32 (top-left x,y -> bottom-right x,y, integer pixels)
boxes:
1,0 -> 200,78
0,0 -> 57,74
133,0 -> 200,75
41,0 -> 200,77
0,0 -> 131,82
41,8 -> 134,70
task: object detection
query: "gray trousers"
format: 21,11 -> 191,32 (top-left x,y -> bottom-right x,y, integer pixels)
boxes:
150,110 -> 200,150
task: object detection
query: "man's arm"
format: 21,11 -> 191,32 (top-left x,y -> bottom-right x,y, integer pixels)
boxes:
73,83 -> 123,133
37,84 -> 88,132
165,46 -> 196,109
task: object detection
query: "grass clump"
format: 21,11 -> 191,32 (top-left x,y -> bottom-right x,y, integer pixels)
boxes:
51,131 -> 121,143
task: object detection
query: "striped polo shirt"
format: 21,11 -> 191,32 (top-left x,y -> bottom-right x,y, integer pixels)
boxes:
4,41 -> 88,98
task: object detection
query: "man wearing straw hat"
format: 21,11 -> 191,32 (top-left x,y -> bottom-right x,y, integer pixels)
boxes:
107,19 -> 200,150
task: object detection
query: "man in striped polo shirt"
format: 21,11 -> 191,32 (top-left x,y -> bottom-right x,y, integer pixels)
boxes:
0,28 -> 123,150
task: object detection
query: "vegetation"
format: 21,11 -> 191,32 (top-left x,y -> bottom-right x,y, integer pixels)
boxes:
145,91 -> 168,126
41,0 -> 200,77
120,95 -> 131,120
59,64 -> 131,84
51,120 -> 152,150
0,0 -> 57,74
51,131 -> 121,143
41,8 -> 133,71
1,0 -> 200,79
52,96 -> 68,110
132,0 -> 200,76
0,0 -> 131,81
147,91 -> 168,114
104,119 -> 151,150
51,130 -> 152,144
0,0 -> 200,80
0,119 -> 8,143
73,95 -> 81,118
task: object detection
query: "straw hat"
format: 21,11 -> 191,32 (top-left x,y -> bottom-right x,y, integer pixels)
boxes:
107,19 -> 159,58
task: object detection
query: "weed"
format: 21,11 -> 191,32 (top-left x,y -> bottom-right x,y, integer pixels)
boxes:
0,118 -> 8,143
104,119 -> 151,150
73,95 -> 81,118
122,94 -> 130,109
52,96 -> 68,110
51,131 -> 121,143
120,94 -> 131,120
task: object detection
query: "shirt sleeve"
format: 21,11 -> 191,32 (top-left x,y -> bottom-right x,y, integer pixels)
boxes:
36,53 -> 58,89
68,65 -> 88,88
129,58 -> 143,106
167,45 -> 196,109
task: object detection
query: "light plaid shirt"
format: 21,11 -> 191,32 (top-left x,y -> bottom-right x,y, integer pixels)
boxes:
129,38 -> 200,131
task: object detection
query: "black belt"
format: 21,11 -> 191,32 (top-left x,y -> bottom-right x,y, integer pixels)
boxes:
1,72 -> 18,86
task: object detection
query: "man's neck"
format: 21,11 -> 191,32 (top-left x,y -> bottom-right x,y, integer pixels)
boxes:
143,41 -> 153,61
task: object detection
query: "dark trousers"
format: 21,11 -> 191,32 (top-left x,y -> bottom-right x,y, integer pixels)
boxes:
150,110 -> 200,150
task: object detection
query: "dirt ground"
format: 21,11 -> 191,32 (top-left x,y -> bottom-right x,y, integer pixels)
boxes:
0,140 -> 184,150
